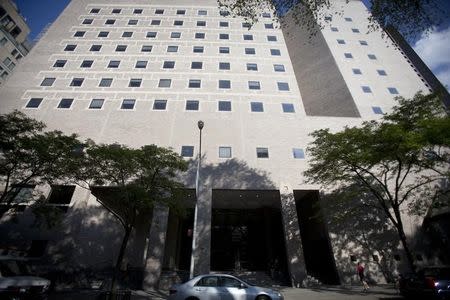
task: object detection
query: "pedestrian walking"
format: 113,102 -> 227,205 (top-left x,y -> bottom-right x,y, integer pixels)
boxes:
356,262 -> 370,291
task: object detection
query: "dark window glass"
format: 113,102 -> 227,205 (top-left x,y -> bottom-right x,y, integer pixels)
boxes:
155,9 -> 164,14
99,78 -> 113,87
248,81 -> 260,90
90,44 -> 102,51
153,100 -> 167,110
98,31 -> 109,37
128,20 -> 138,25
267,35 -> 277,41
121,99 -> 136,109
105,19 -> 116,25
171,32 -> 181,38
70,78 -> 84,87
82,19 -> 93,24
58,98 -> 73,109
273,64 -> 285,72
174,20 -> 183,26
147,31 -> 157,38
48,185 -> 75,204
115,45 -> 127,52
264,23 -> 274,29
89,99 -> 104,109
256,148 -> 269,158
219,33 -> 229,40
243,34 -> 253,40
245,48 -> 255,55
90,8 -> 100,14
135,61 -> 147,68
197,21 -> 206,26
293,148 -> 305,159
270,49 -> 280,56
40,77 -> 55,86
247,63 -> 258,71
129,79 -> 142,87
26,98 -> 43,108
219,47 -> 229,54
277,82 -> 290,91
112,8 -> 121,14
74,31 -> 85,37
186,100 -> 199,110
282,103 -> 295,113
151,20 -> 161,25
219,80 -> 231,89
108,60 -> 120,68
141,45 -> 153,52
218,101 -> 231,111
344,53 -> 353,58
372,106 -> 383,114
167,45 -> 178,52
80,60 -> 93,68
181,146 -> 194,157
191,62 -> 203,69
134,9 -> 143,14
193,46 -> 204,53
64,44 -> 76,51
189,80 -> 201,88
158,79 -> 171,88
219,62 -> 230,70
251,102 -> 264,112
195,33 -> 205,39
122,31 -> 133,37
177,9 -> 186,15
163,61 -> 175,69
53,60 -> 67,68
219,21 -> 229,27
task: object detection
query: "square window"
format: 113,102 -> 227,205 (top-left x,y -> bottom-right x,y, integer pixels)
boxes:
377,69 -> 387,76
122,31 -> 133,37
80,60 -> 93,68
64,44 -> 76,51
267,35 -> 277,41
248,81 -> 261,90
219,62 -> 230,70
243,34 -> 253,40
128,20 -> 138,25
153,100 -> 167,110
135,61 -> 147,68
242,22 -> 251,29
195,33 -> 205,39
359,40 -> 368,46
344,53 -> 353,58
197,21 -> 206,26
331,27 -> 338,32
171,32 -> 181,38
163,61 -> 175,69
352,28 -> 360,33
155,9 -> 164,14
219,147 -> 232,158
151,20 -> 161,25
264,23 -> 274,29
89,99 -> 104,109
388,87 -> 399,94
262,12 -> 271,18
90,44 -> 101,51
193,46 -> 204,53
219,21 -> 229,27
189,79 -> 201,88
352,68 -> 362,75
108,60 -> 120,68
293,148 -> 305,159
191,61 -> 203,69
282,103 -> 295,113
26,98 -> 43,108
337,39 -> 346,44
82,19 -> 93,25
245,48 -> 256,55
181,146 -> 194,157
256,147 -> 269,158
53,60 -> 66,68
186,100 -> 199,111
198,10 -> 207,15
278,82 -> 290,91
141,45 -> 153,52
368,54 -> 377,60
251,102 -> 263,112
58,98 -> 73,109
121,99 -> 135,109
247,63 -> 258,71
129,79 -> 142,87
218,101 -> 231,111
167,45 -> 179,52
270,49 -> 280,56
147,31 -> 157,38
134,9 -> 143,14
345,17 -> 353,22
174,20 -> 183,26
40,77 -> 55,86
219,80 -> 231,89
220,10 -> 230,16
70,78 -> 84,87
105,19 -> 116,25
362,86 -> 372,93
274,64 -> 285,72
99,78 -> 113,87
112,8 -> 121,14
115,45 -> 127,52
177,9 -> 186,15
90,8 -> 100,14
219,47 -> 230,54
372,106 -> 383,114
98,31 -> 109,37
158,79 -> 171,88
74,31 -> 85,37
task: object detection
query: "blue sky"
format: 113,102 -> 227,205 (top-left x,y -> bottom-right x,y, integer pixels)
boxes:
14,0 -> 450,90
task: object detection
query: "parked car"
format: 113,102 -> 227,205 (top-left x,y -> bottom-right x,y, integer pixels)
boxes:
399,266 -> 450,299
168,274 -> 283,300
0,256 -> 50,299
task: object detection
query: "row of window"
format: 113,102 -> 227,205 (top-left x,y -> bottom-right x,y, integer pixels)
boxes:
331,27 -> 361,33
82,18 -> 275,29
40,77 -> 291,91
54,59 -> 286,72
74,30 -> 279,42
63,44 -> 282,56
181,146 -> 304,159
337,39 -> 370,46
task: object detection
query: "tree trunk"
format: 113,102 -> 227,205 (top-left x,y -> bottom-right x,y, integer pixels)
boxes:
110,225 -> 132,299
393,208 -> 416,273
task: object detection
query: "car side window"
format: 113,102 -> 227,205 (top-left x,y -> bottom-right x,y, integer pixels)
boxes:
220,277 -> 242,288
196,276 -> 219,287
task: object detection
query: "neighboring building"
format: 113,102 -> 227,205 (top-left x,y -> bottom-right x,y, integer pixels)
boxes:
0,0 -> 31,86
0,0 -> 439,289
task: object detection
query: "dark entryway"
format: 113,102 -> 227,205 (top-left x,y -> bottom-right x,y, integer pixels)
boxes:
294,190 -> 340,284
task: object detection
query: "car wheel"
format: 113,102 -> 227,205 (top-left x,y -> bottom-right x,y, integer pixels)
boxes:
185,297 -> 200,300
256,295 -> 271,300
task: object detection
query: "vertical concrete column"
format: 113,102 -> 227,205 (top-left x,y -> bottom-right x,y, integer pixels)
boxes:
279,185 -> 307,287
190,185 -> 212,276
143,204 -> 170,290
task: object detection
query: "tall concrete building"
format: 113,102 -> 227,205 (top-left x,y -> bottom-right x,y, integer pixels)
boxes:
0,0 -> 441,289
0,0 -> 31,86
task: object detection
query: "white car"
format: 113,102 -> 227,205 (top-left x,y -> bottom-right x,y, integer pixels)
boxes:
168,274 -> 284,300
0,256 -> 50,299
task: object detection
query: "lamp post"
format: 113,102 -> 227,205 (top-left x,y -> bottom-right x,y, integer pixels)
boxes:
190,120 -> 204,279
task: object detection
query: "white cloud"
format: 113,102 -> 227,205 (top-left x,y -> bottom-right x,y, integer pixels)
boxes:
413,27 -> 450,90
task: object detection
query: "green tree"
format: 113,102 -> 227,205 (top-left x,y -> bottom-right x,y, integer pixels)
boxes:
304,93 -> 450,272
218,0 -> 446,40
76,143 -> 187,296
0,110 -> 83,218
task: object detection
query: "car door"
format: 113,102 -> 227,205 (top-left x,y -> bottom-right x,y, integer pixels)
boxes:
218,276 -> 248,300
192,276 -> 221,300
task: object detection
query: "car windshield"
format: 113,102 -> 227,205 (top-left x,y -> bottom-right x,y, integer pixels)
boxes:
232,276 -> 253,286
0,261 -> 31,276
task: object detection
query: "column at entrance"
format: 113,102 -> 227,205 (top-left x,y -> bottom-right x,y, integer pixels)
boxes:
142,204 -> 170,290
279,184 -> 307,287
190,185 -> 212,277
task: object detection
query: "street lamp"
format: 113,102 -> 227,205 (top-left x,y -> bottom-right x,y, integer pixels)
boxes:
190,120 -> 204,279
